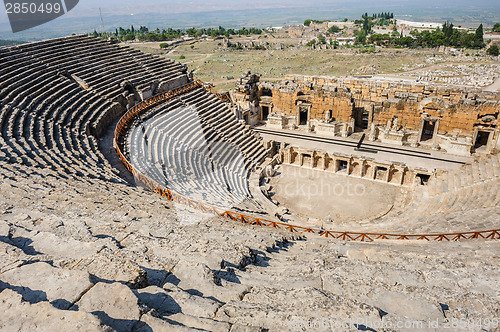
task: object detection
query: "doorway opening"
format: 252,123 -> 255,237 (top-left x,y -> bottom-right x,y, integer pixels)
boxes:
421,120 -> 435,141
474,130 -> 490,151
337,160 -> 348,172
375,166 -> 388,181
299,108 -> 308,125
261,106 -> 269,121
416,173 -> 431,185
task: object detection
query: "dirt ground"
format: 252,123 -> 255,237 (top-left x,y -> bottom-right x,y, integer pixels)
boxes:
128,33 -> 500,92
269,164 -> 402,223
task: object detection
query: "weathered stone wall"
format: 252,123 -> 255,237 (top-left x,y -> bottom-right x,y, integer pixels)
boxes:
261,83 -> 354,123
279,145 -> 430,187
233,73 -> 500,154
271,75 -> 500,136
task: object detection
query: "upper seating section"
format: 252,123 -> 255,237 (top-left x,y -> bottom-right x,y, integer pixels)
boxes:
0,35 -> 189,185
1,35 -> 189,101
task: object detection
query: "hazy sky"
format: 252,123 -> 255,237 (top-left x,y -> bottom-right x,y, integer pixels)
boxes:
1,0 -> 499,40
1,0 -> 499,22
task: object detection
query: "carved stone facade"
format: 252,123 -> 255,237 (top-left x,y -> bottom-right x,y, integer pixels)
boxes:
280,146 -> 430,187
234,73 -> 500,156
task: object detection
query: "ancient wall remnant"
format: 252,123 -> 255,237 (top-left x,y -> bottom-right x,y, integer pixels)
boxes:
279,145 -> 430,186
234,73 -> 500,156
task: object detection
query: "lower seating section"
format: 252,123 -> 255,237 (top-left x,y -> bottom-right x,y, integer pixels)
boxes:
0,79 -> 123,184
126,87 -> 268,211
0,35 -> 189,186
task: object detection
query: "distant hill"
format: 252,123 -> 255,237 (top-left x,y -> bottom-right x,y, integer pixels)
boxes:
0,40 -> 23,46
0,0 -> 499,41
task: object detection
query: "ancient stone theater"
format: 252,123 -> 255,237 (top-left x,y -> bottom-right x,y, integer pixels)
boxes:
0,36 -> 499,331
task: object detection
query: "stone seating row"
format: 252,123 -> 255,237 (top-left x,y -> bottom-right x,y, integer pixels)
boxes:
387,155 -> 500,223
178,88 -> 267,164
124,89 -> 268,210
0,80 -> 121,184
1,35 -> 191,187
1,35 -> 187,103
127,109 -> 260,209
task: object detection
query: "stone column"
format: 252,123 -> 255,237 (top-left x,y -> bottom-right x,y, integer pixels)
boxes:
417,118 -> 425,143
493,130 -> 500,152
295,104 -> 300,126
399,168 -> 406,186
346,158 -> 353,176
432,119 -> 440,144
368,123 -> 376,141
384,166 -> 391,183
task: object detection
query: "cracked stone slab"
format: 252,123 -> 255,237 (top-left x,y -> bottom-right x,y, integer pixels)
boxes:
169,312 -> 232,331
77,282 -> 140,331
0,289 -> 109,332
134,285 -> 222,318
135,312 -> 201,331
0,262 -> 93,309
365,290 -> 443,321
0,220 -> 11,238
30,232 -> 105,260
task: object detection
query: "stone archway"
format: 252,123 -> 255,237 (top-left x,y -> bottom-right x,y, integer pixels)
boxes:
325,156 -> 335,172
388,168 -> 402,185
350,162 -> 362,177
363,164 -> 374,180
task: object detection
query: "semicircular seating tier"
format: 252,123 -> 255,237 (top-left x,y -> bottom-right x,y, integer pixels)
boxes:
125,86 -> 268,212
0,35 -> 189,185
376,154 -> 500,233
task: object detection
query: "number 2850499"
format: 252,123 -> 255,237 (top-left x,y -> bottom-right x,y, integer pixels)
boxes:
5,2 -> 62,14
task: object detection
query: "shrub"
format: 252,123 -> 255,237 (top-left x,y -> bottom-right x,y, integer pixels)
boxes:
487,45 -> 499,56
328,25 -> 341,34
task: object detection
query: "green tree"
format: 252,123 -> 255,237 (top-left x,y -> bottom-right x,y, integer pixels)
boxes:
442,21 -> 454,45
391,26 -> 400,38
124,33 -> 135,41
328,25 -> 341,33
398,36 -> 414,47
493,23 -> 500,32
474,24 -> 484,48
304,19 -> 312,26
362,17 -> 372,34
487,45 -> 499,56
356,30 -> 366,44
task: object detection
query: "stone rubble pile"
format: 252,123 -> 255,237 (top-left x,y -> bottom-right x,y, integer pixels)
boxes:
409,64 -> 500,87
